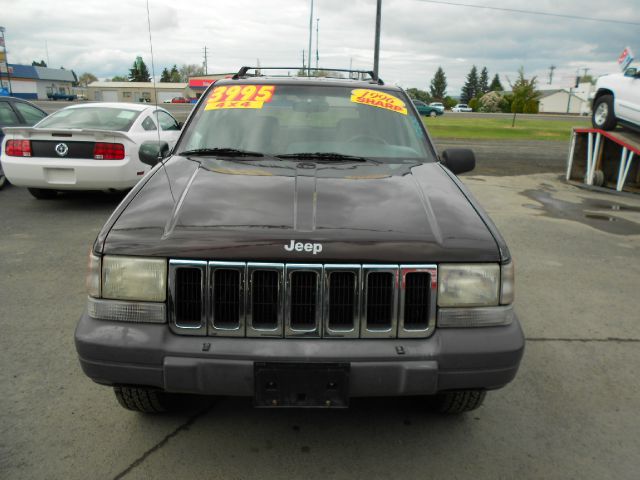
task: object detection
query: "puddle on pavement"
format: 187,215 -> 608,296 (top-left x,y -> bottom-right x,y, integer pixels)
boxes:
521,190 -> 640,236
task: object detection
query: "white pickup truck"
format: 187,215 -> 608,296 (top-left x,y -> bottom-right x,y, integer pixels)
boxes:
592,66 -> 640,131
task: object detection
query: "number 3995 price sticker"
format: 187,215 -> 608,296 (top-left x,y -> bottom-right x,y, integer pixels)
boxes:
205,85 -> 275,110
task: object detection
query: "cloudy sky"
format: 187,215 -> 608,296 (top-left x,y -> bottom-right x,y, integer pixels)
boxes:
2,0 -> 639,94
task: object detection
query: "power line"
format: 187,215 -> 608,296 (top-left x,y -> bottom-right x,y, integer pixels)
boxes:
417,0 -> 640,26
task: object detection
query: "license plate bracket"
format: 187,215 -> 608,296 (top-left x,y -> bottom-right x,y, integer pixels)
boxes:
254,362 -> 350,408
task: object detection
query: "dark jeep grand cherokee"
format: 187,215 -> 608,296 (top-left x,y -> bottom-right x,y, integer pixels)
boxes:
75,68 -> 524,414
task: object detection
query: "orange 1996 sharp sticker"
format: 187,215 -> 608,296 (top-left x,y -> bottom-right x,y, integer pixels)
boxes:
205,85 -> 275,111
350,89 -> 407,115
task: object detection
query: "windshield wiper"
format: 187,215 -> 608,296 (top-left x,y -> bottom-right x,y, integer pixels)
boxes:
179,147 -> 264,158
275,152 -> 371,162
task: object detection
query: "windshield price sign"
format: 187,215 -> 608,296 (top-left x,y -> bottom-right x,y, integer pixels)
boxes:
205,85 -> 275,110
618,47 -> 634,71
350,89 -> 407,115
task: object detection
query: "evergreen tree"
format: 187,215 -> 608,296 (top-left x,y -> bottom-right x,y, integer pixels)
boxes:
479,67 -> 490,95
489,73 -> 503,92
128,56 -> 151,82
461,65 -> 479,103
169,65 -> 182,82
429,67 -> 447,100
160,68 -> 171,82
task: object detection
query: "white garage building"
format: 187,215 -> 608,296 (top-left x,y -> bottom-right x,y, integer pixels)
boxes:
86,81 -> 187,103
538,82 -> 594,115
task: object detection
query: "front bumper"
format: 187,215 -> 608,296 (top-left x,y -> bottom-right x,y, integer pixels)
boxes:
75,312 -> 525,397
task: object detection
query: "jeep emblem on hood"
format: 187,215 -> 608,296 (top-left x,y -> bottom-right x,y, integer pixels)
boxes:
284,240 -> 323,255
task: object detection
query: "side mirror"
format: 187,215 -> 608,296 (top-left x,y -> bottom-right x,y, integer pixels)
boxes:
441,148 -> 475,175
624,67 -> 638,78
177,121 -> 184,130
139,140 -> 170,167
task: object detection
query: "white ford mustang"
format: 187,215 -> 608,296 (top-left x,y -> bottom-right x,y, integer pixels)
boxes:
1,103 -> 182,199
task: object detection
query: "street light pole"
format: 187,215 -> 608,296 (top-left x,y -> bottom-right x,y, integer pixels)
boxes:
307,0 -> 314,76
373,0 -> 382,79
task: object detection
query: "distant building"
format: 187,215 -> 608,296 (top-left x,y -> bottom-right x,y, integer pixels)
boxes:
538,83 -> 594,115
187,73 -> 234,98
86,81 -> 187,103
85,73 -> 234,103
0,64 -> 77,100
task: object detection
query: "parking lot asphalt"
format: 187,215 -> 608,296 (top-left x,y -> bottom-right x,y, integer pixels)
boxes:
1,146 -> 639,479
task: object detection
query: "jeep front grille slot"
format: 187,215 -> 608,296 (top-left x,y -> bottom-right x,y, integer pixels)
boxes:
251,270 -> 280,329
365,272 -> 394,327
175,268 -> 202,326
169,261 -> 436,338
168,260 -> 208,336
328,272 -> 356,329
285,264 -> 322,337
213,269 -> 241,329
398,266 -> 437,338
289,271 -> 317,327
403,272 -> 430,328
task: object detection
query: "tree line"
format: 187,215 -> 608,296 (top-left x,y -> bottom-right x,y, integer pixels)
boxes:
409,65 -> 541,113
72,57 -> 206,87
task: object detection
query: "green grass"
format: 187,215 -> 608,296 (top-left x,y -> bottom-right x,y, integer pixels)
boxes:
423,115 -> 590,141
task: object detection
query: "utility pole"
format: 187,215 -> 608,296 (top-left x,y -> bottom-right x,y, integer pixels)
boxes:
203,46 -> 208,75
548,65 -> 556,84
373,0 -> 382,79
307,0 -> 314,76
0,27 -> 12,94
581,67 -> 590,81
302,50 -> 306,72
45,40 -> 50,66
315,18 -> 319,70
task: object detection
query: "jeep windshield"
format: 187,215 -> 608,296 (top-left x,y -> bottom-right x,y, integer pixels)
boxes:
178,84 -> 434,162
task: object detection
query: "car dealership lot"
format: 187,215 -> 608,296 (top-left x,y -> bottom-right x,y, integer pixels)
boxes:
1,147 -> 639,479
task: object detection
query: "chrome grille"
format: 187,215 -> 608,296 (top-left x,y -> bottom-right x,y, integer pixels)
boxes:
168,261 -> 436,338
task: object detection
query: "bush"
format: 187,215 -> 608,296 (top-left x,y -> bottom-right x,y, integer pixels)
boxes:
479,91 -> 502,112
468,98 -> 479,111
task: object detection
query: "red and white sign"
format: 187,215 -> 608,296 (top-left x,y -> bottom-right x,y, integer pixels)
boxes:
618,47 -> 634,71
188,79 -> 217,89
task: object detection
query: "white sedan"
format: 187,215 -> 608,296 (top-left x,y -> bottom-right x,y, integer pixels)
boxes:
1,103 -> 181,199
451,103 -> 473,112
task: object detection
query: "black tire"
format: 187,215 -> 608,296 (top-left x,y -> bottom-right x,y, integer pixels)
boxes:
433,390 -> 486,414
113,386 -> 173,413
0,174 -> 6,190
28,188 -> 58,199
592,94 -> 617,131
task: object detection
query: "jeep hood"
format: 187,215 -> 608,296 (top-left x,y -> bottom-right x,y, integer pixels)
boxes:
101,156 -> 500,262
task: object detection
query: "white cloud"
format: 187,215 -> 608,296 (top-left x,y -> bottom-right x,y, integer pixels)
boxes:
1,0 -> 638,93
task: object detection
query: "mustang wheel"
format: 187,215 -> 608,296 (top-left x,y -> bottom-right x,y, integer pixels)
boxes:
592,94 -> 616,131
433,390 -> 486,414
0,174 -> 6,190
114,386 -> 174,413
429,111 -> 437,117
28,188 -> 57,199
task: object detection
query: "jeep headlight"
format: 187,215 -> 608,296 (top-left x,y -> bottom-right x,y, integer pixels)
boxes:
438,264 -> 500,307
102,256 -> 167,302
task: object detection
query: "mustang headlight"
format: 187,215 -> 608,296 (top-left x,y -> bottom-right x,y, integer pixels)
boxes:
102,256 -> 167,302
438,264 -> 500,307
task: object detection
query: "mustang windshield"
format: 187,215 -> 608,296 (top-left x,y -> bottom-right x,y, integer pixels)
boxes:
179,84 -> 433,161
